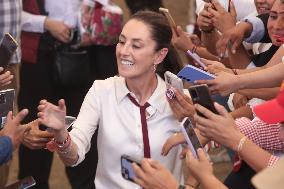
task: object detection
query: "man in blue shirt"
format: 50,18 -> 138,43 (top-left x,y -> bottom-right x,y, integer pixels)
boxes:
0,109 -> 29,166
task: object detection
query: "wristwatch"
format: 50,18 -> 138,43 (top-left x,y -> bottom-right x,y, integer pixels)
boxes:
178,185 -> 186,189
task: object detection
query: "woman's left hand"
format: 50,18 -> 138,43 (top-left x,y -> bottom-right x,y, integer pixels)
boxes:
167,88 -> 195,122
193,102 -> 243,150
133,159 -> 180,189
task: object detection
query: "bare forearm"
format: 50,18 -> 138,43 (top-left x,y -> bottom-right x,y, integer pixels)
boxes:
228,45 -> 251,69
237,63 -> 284,89
239,139 -> 271,172
237,87 -> 279,100
201,30 -> 220,55
200,174 -> 228,189
58,141 -> 79,166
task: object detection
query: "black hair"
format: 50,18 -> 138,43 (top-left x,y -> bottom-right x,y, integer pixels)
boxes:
130,10 -> 172,51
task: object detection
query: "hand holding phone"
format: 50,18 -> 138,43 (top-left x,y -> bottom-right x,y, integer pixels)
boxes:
164,71 -> 184,99
121,155 -> 141,183
0,33 -> 18,70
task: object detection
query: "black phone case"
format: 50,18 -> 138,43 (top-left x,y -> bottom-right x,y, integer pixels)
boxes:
188,84 -> 218,116
0,34 -> 18,69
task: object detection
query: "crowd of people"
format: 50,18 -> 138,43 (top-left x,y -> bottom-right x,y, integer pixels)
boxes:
0,0 -> 284,189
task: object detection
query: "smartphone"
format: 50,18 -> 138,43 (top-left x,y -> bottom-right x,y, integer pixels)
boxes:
65,116 -> 76,130
177,65 -> 215,85
159,8 -> 178,33
186,50 -> 206,69
164,71 -> 183,95
4,176 -> 36,189
121,155 -> 141,183
180,117 -> 202,158
43,116 -> 76,132
188,84 -> 218,116
0,33 -> 18,69
0,89 -> 15,130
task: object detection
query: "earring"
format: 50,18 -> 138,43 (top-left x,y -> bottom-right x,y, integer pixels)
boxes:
153,64 -> 157,72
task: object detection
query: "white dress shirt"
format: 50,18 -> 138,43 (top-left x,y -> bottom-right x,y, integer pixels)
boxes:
21,0 -> 80,33
70,75 -> 184,189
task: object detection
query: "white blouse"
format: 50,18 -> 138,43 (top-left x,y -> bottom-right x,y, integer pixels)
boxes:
70,75 -> 183,189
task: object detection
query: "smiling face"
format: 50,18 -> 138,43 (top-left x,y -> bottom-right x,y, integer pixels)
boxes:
116,19 -> 167,80
267,0 -> 284,46
254,0 -> 275,14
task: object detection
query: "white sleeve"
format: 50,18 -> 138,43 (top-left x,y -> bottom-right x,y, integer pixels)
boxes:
242,15 -> 265,43
70,82 -> 100,166
83,0 -> 95,7
21,11 -> 46,33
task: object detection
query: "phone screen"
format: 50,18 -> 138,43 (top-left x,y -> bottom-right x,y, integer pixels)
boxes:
65,116 -> 76,130
0,33 -> 18,69
121,155 -> 141,182
181,118 -> 202,158
4,176 -> 36,189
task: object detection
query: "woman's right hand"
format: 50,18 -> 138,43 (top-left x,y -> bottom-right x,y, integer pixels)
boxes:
167,88 -> 195,122
37,99 -> 66,132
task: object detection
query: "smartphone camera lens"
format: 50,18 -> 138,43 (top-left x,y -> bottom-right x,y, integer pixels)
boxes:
190,89 -> 199,101
122,167 -> 129,179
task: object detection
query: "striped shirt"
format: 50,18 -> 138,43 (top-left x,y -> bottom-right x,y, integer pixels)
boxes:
0,0 -> 22,64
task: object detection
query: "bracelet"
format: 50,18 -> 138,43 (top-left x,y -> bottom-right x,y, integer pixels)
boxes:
232,69 -> 238,75
57,142 -> 72,155
54,133 -> 70,148
236,136 -> 247,157
185,183 -> 200,188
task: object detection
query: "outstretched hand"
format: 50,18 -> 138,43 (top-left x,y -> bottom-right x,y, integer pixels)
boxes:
37,99 -> 66,132
1,109 -> 29,150
195,71 -> 240,96
133,159 -> 181,189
